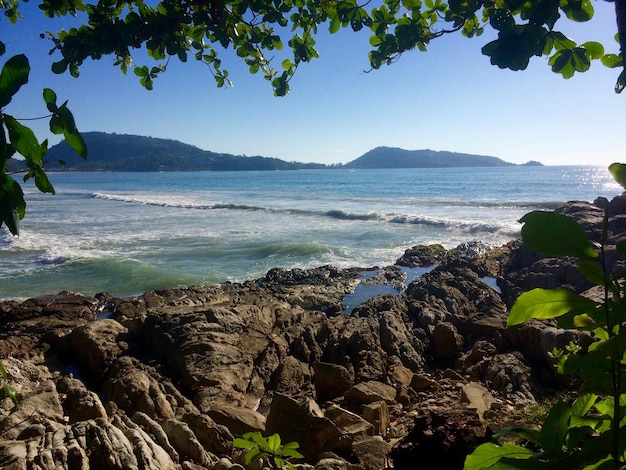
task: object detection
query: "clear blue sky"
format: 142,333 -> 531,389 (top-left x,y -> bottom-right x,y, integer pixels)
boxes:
4,1 -> 625,166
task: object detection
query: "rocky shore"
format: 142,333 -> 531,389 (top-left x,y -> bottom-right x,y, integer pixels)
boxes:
1,194 -> 624,470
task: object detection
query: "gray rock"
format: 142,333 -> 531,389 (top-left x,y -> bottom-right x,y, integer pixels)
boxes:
104,357 -> 175,421
468,352 -> 535,404
274,355 -> 311,395
65,318 -> 129,380
324,404 -> 374,438
162,418 -> 216,467
207,405 -> 266,436
0,359 -> 63,436
315,458 -> 349,470
132,411 -> 180,463
362,401 -> 390,436
396,244 -> 447,267
57,375 -> 107,423
407,267 -> 507,340
313,362 -> 353,402
265,393 -> 345,460
344,381 -> 396,405
351,436 -> 392,470
112,414 -> 178,469
0,416 -> 179,470
432,322 -> 464,359
182,412 -> 234,456
460,382 -> 494,421
410,373 -> 436,391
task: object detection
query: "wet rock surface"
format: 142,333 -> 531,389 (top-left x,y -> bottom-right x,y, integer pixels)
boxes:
1,195 -> 625,469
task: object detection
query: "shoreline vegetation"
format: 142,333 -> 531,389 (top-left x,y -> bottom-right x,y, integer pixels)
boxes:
8,132 -> 543,173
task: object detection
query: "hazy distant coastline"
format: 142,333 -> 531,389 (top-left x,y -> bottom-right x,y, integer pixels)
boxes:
9,132 -> 543,172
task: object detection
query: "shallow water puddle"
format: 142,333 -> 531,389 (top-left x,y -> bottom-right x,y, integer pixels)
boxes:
480,276 -> 501,293
97,311 -> 114,320
342,283 -> 401,312
342,265 -> 436,313
342,266 -> 501,313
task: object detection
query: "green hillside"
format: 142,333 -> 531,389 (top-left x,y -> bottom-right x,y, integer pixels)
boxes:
45,132 -> 328,171
34,133 -> 536,172
343,147 -> 518,168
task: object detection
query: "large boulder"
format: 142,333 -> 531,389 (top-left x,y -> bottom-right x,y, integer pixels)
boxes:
0,292 -> 100,360
265,393 -> 344,461
407,266 -> 507,344
314,362 -> 354,402
65,318 -> 130,380
396,244 -> 447,267
103,357 -> 176,421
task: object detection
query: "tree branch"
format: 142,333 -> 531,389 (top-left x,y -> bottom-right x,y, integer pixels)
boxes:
614,0 -> 626,92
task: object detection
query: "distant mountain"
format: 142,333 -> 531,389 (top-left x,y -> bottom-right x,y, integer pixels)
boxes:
29,133 -> 540,172
45,132 -> 328,171
343,147 -> 517,169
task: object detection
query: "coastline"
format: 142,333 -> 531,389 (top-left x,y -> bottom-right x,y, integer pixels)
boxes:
0,213 -> 588,468
1,182 -> 624,467
2,240 -> 516,468
2,166 -> 617,301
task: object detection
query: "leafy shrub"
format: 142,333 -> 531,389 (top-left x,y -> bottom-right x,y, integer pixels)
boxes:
234,432 -> 304,469
465,164 -> 626,469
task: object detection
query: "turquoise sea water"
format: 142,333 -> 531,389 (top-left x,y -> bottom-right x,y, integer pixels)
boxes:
0,166 -> 621,300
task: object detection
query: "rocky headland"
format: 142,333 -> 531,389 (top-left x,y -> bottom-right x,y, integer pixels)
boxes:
1,193 -> 624,470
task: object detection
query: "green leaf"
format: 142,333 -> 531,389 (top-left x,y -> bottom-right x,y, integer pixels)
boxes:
25,167 -> 55,194
267,433 -> 280,453
4,117 -> 42,164
489,8 -> 514,32
2,385 -> 19,409
248,431 -> 269,449
0,54 -> 30,108
49,106 -> 87,159
233,438 -> 258,449
508,288 -> 597,326
493,426 -> 542,446
561,354 -> 618,395
279,447 -> 305,459
282,441 -> 301,450
549,32 -> 576,52
609,163 -> 626,190
519,210 -> 598,261
0,361 -> 8,381
577,260 -> 607,286
539,400 -> 571,453
43,88 -> 58,113
594,396 -> 623,419
463,442 -> 534,468
601,53 -> 623,69
571,313 -> 597,329
572,393 -> 597,417
51,60 -> 68,74
244,449 -> 264,465
581,41 -> 604,60
559,0 -> 594,22
0,175 -> 25,236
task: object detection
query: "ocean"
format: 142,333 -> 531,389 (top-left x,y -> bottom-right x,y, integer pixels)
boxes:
0,166 -> 621,300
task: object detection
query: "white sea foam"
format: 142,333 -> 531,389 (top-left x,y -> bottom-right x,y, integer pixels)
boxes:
1,166 -> 619,299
